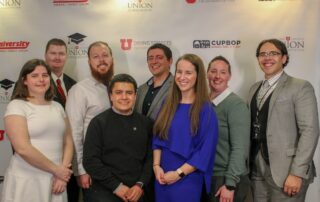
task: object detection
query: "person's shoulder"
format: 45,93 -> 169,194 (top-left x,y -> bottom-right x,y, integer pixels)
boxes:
93,108 -> 112,121
284,75 -> 314,92
63,73 -> 76,84
69,78 -> 90,92
51,100 -> 64,109
133,111 -> 153,123
226,92 -> 247,106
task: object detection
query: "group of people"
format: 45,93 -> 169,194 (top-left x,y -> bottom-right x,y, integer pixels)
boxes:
1,38 -> 319,202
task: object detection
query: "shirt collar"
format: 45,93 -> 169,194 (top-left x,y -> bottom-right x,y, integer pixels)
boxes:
89,75 -> 103,86
212,87 -> 232,106
147,73 -> 171,87
264,70 -> 284,86
51,73 -> 64,83
112,106 -> 133,116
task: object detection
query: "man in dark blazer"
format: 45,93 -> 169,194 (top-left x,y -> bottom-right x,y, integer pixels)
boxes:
45,38 -> 77,108
45,38 -> 78,201
248,39 -> 319,202
134,43 -> 173,201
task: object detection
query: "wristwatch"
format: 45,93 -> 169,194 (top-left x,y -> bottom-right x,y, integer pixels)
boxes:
176,168 -> 185,178
135,182 -> 144,189
225,185 -> 236,191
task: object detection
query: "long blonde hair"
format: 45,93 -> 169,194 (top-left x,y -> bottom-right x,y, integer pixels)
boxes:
153,54 -> 210,139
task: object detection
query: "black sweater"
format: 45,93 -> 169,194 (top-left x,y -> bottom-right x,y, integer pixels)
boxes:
83,108 -> 153,191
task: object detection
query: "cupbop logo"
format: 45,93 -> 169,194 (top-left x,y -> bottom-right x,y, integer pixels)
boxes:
53,0 -> 88,6
193,40 -> 241,48
280,36 -> 304,51
0,0 -> 21,8
67,33 -> 88,57
127,0 -> 152,12
0,40 -> 30,52
0,78 -> 15,103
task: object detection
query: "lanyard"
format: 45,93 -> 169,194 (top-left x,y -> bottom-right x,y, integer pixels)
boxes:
255,78 -> 280,122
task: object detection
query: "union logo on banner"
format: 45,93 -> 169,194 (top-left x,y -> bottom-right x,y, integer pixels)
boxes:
0,79 -> 15,103
53,0 -> 88,6
280,36 -> 304,51
0,40 -> 30,52
127,0 -> 152,12
0,0 -> 21,8
67,33 -> 88,57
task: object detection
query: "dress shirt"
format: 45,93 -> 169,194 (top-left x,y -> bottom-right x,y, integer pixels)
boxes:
51,73 -> 67,95
66,76 -> 110,175
257,70 -> 283,107
212,87 -> 232,106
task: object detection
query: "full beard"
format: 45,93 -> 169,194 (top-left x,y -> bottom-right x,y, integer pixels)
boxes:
90,64 -> 113,85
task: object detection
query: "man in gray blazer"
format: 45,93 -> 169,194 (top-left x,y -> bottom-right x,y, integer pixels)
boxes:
134,43 -> 173,202
135,43 -> 173,121
248,38 -> 319,202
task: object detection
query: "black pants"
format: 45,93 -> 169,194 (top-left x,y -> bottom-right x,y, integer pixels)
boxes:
202,175 -> 250,202
67,174 -> 80,202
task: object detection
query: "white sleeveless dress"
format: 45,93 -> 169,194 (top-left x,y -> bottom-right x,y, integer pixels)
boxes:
1,100 -> 68,202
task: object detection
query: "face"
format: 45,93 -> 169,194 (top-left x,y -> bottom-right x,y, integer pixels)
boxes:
147,48 -> 172,78
45,45 -> 67,76
89,44 -> 113,77
257,42 -> 287,79
23,65 -> 50,97
110,82 -> 137,115
207,60 -> 231,94
175,59 -> 197,95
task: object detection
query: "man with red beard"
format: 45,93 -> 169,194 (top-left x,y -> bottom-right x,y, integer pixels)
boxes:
45,38 -> 78,202
66,41 -> 114,201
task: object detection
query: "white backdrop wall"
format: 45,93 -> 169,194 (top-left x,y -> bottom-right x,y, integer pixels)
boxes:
1,0 -> 319,200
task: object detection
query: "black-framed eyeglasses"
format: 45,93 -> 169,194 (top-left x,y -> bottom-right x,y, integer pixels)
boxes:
258,51 -> 282,58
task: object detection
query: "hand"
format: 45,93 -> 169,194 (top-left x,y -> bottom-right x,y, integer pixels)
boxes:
53,164 -> 72,182
76,174 -> 91,189
114,184 -> 130,202
52,177 -> 67,194
153,165 -> 166,185
163,171 -> 180,185
215,185 -> 234,202
283,174 -> 302,196
125,185 -> 143,202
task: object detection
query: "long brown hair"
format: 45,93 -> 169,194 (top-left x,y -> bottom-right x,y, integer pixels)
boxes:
11,59 -> 55,101
153,54 -> 210,139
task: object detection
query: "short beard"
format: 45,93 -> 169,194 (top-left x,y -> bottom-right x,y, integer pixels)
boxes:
90,64 -> 114,85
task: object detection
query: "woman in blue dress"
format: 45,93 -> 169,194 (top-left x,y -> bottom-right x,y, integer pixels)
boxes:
153,54 -> 219,202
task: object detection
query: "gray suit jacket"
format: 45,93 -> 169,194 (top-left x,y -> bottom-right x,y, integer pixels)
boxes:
135,74 -> 173,121
248,72 -> 319,187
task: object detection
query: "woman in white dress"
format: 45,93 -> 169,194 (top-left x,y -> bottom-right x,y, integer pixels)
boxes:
1,59 -> 74,202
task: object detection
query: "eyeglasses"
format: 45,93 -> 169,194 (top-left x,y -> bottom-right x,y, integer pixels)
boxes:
258,51 -> 282,58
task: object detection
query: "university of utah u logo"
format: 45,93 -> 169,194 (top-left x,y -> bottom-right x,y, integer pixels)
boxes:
120,39 -> 133,51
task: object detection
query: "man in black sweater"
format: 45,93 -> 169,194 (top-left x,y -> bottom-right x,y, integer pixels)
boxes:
83,74 -> 153,202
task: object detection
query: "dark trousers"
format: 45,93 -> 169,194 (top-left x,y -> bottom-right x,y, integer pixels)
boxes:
202,175 -> 250,202
144,175 -> 155,202
67,174 -> 80,202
